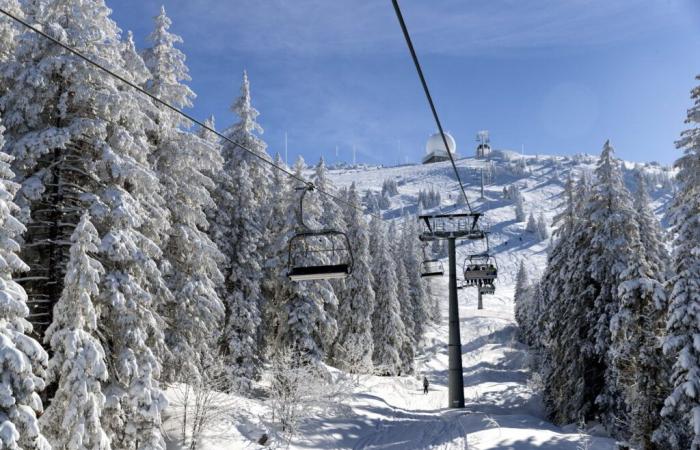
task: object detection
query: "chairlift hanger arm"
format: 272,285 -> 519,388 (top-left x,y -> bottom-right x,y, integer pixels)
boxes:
296,184 -> 316,231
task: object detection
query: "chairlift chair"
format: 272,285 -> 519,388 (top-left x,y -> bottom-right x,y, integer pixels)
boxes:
420,259 -> 444,278
463,254 -> 498,284
420,243 -> 444,278
288,185 -> 354,281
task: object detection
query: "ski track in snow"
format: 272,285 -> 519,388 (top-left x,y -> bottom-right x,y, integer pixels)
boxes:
323,277 -> 615,450
165,154 -> 669,449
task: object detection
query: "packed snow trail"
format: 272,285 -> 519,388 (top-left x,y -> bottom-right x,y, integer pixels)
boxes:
163,270 -> 617,449
301,276 -> 615,450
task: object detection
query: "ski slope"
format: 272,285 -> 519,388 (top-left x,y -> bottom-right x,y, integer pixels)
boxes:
163,151 -> 671,449
316,277 -> 618,450
163,277 -> 616,449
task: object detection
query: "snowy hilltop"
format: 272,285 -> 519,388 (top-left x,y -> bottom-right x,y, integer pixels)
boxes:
326,148 -> 673,288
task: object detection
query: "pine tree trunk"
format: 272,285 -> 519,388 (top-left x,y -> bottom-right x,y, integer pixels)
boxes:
20,137 -> 86,342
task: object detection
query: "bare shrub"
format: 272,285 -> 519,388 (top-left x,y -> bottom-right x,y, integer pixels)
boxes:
268,347 -> 355,443
170,362 -> 237,449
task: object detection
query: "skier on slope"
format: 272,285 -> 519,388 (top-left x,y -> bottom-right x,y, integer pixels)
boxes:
423,376 -> 429,394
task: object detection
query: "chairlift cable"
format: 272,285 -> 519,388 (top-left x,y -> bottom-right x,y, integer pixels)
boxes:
0,8 -> 386,222
390,0 -> 473,213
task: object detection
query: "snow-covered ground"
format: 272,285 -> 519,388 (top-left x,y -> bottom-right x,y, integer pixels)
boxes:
324,278 -> 618,450
162,277 -> 617,449
163,151 -> 671,449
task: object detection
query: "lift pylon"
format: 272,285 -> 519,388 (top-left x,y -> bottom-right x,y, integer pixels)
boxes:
417,212 -> 488,408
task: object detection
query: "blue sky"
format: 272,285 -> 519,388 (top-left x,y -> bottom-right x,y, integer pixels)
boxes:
110,0 -> 700,166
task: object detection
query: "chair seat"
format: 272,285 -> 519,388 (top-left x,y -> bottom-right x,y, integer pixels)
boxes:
421,271 -> 444,278
288,264 -> 350,281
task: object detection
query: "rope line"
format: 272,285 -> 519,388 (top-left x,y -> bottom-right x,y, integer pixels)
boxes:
390,0 -> 473,213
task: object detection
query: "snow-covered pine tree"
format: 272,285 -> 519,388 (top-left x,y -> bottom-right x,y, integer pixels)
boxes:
609,218 -> 669,449
202,76 -> 274,390
513,260 -> 532,344
259,153 -> 293,356
142,6 -> 192,111
536,213 -> 549,241
332,182 -> 375,373
2,2 -> 170,447
368,201 -> 382,257
381,178 -> 399,197
0,2 -> 82,338
378,191 -> 391,210
363,189 -> 379,214
517,157 -> 528,175
224,71 -> 269,162
216,157 -> 263,392
221,69 -> 271,186
630,172 -> 672,449
659,75 -> 700,450
0,0 -> 22,66
400,213 -> 430,341
633,173 -> 669,280
41,213 -> 109,450
416,199 -> 425,217
514,188 -> 526,222
538,174 -> 599,424
223,71 -> 272,224
312,158 -> 343,355
370,215 -> 405,376
525,282 -> 545,370
552,175 -> 576,240
390,221 -> 415,374
417,188 -> 441,209
584,142 -> 641,434
526,213 -> 537,234
0,117 -> 49,450
141,6 -> 225,382
121,30 -> 149,82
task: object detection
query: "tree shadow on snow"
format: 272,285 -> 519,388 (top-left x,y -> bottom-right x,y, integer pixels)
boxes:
460,323 -> 521,354
485,433 -> 614,450
292,397 -> 464,449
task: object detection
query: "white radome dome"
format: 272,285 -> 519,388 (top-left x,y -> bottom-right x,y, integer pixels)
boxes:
426,132 -> 456,155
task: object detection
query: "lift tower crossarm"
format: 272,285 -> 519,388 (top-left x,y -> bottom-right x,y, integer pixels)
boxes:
418,213 -> 484,241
